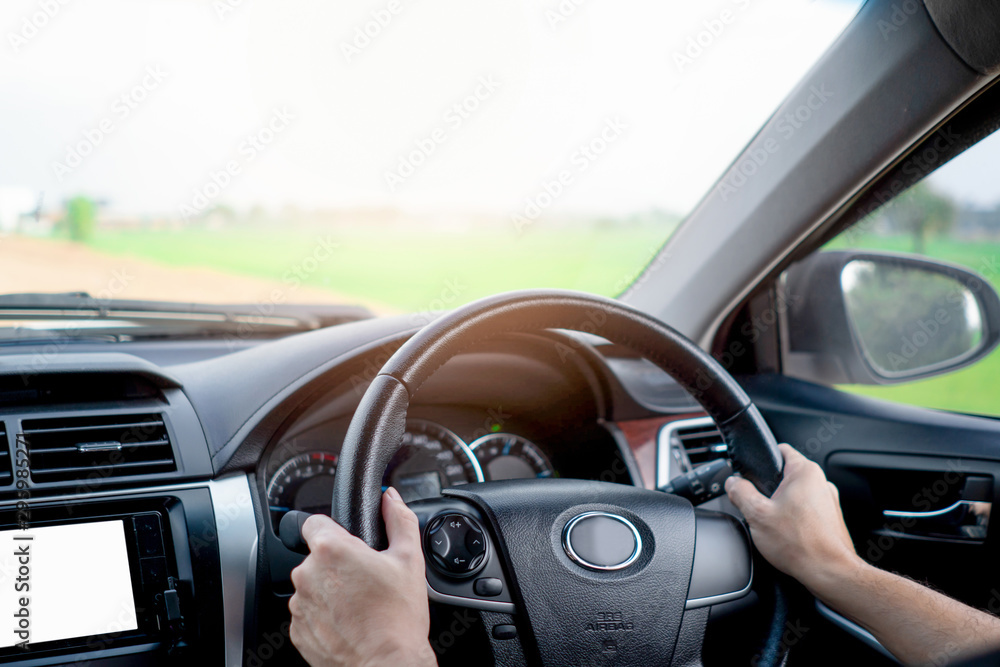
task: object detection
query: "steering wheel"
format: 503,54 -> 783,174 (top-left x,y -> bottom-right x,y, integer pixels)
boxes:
332,289 -> 783,665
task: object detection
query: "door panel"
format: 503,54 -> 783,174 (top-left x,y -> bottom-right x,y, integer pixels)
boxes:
741,373 -> 1000,661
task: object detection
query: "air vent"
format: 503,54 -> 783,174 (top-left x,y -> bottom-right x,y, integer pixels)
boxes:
21,413 -> 175,483
656,417 -> 726,488
0,423 -> 10,486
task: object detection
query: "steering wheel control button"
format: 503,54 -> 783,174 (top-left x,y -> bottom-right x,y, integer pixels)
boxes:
427,524 -> 451,559
563,512 -> 642,571
492,624 -> 518,640
473,577 -> 503,597
465,524 -> 486,556
425,513 -> 489,577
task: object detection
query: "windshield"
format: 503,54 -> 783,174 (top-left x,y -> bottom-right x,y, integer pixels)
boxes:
1,0 -> 861,317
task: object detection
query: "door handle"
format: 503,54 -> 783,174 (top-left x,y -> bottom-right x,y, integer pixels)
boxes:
882,500 -> 990,540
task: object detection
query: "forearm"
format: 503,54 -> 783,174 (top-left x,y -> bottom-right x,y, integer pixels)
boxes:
808,557 -> 1000,665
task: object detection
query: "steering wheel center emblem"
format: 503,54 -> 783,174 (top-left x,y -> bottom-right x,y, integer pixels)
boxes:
562,512 -> 642,571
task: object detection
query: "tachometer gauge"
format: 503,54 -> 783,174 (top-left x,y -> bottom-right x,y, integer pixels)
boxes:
384,419 -> 484,502
267,451 -> 338,520
470,433 -> 555,481
266,420 -> 483,528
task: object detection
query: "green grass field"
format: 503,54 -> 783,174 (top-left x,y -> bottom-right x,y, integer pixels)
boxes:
82,226 -> 1000,417
86,225 -> 671,312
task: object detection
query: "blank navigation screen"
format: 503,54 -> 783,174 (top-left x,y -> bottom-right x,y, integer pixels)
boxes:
0,520 -> 138,649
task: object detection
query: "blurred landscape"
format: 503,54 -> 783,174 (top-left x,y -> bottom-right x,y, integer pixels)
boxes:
0,195 -> 677,312
1,182 -> 999,416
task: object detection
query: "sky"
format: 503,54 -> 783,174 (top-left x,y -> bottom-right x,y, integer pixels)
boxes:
0,0 -> 920,220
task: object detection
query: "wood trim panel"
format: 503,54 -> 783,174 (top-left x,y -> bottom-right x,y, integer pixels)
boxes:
616,412 -> 706,489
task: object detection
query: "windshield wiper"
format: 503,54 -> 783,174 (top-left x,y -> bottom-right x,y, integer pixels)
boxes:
0,293 -> 373,339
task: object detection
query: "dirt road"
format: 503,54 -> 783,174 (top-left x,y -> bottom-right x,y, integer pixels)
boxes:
0,236 -> 394,314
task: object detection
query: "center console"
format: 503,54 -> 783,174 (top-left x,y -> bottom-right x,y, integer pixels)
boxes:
0,487 -> 228,666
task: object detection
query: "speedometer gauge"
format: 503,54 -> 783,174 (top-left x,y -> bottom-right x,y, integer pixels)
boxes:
384,419 -> 484,502
267,420 -> 483,528
267,451 -> 338,518
470,433 -> 554,481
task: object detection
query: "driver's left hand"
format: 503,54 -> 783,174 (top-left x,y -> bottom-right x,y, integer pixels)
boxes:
289,487 -> 436,667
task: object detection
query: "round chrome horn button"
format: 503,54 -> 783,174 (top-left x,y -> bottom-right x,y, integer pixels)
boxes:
562,511 -> 641,571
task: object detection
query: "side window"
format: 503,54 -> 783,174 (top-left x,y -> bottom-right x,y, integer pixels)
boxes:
822,129 -> 1000,417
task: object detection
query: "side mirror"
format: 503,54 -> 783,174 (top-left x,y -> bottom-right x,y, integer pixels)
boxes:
781,251 -> 1000,385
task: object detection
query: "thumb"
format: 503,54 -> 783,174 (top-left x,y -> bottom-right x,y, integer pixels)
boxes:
725,475 -> 772,523
382,487 -> 423,560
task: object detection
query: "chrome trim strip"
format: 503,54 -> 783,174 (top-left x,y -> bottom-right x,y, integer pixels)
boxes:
77,441 -> 123,452
210,474 -> 258,667
656,416 -> 718,489
816,600 -> 899,663
883,499 -> 976,518
408,418 -> 485,483
468,432 -> 552,482
562,511 -> 642,571
426,583 -> 516,613
684,559 -> 753,610
455,439 -> 486,484
0,479 -> 214,508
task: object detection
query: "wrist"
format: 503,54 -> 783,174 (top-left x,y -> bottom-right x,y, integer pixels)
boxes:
366,640 -> 436,667
799,550 -> 869,602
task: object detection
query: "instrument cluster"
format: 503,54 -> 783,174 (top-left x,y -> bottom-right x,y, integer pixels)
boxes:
266,418 -> 556,529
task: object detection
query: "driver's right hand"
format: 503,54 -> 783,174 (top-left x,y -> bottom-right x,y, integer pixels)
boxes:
289,487 -> 437,667
725,444 -> 863,594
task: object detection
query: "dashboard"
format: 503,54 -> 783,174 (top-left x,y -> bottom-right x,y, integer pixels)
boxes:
0,315 -> 706,666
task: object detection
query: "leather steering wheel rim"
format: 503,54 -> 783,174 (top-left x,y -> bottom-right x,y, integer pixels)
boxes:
332,288 -> 783,548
